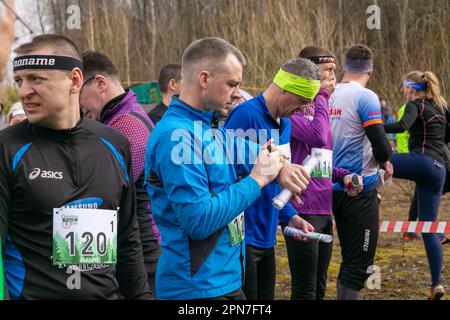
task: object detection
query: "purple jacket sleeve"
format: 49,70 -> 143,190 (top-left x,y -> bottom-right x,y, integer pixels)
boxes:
332,167 -> 351,184
290,88 -> 331,147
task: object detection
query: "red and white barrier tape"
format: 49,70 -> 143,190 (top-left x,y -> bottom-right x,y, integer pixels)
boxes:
379,221 -> 450,233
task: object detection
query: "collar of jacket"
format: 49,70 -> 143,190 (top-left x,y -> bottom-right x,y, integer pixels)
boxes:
256,93 -> 288,130
170,97 -> 217,125
30,112 -> 85,142
99,89 -> 134,123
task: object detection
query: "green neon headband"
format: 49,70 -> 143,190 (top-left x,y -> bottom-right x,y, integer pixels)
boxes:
273,68 -> 320,100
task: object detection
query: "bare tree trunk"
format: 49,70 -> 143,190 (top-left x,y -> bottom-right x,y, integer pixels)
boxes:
36,0 -> 47,33
149,0 -> 157,79
123,14 -> 131,87
398,0 -> 410,71
338,0 -> 344,58
101,0 -> 113,57
88,0 -> 95,49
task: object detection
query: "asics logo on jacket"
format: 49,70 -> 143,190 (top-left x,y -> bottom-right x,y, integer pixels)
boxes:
29,168 -> 63,180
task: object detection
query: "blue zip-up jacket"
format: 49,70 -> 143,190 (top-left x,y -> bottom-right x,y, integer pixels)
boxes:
224,94 -> 297,248
144,98 -> 261,300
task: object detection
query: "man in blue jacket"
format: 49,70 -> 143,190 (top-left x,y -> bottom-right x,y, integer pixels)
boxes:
144,37 -> 310,300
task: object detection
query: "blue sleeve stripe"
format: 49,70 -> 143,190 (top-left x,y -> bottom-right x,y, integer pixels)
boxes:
4,235 -> 25,300
11,143 -> 32,174
100,138 -> 129,184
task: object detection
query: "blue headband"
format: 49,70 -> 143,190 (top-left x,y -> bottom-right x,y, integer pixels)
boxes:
342,58 -> 373,73
403,80 -> 427,91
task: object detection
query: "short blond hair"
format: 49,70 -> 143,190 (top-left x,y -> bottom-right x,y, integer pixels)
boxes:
182,37 -> 246,80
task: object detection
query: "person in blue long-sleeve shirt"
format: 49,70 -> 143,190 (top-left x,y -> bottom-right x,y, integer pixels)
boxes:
144,38 -> 311,300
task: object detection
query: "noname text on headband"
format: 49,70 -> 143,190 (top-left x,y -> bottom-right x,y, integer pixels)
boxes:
13,55 -> 83,73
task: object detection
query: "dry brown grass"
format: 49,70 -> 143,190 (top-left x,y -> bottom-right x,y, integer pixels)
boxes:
36,0 -> 449,110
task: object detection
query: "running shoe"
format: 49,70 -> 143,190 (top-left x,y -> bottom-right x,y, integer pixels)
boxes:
428,285 -> 445,300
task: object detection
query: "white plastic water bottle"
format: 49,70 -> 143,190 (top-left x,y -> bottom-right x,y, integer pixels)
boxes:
284,226 -> 333,243
272,157 -> 319,210
346,173 -> 361,196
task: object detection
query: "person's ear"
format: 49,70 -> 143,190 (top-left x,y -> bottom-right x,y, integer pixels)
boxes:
198,71 -> 210,89
173,80 -> 182,93
94,75 -> 108,93
168,79 -> 177,91
69,68 -> 83,94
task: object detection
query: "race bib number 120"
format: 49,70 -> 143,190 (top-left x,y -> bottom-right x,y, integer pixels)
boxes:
52,208 -> 117,266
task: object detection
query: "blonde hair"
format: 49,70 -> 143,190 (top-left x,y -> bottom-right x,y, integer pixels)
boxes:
404,71 -> 448,110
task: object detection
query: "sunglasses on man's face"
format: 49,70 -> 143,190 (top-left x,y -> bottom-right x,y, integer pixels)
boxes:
79,76 -> 96,95
82,76 -> 96,87
282,90 -> 313,110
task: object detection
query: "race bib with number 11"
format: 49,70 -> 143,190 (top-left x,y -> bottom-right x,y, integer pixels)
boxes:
228,212 -> 245,247
311,148 -> 333,178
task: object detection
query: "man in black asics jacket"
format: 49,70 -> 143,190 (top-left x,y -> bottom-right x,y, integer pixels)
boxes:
0,34 -> 149,300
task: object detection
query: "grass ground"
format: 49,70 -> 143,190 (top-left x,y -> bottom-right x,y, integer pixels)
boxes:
274,179 -> 450,300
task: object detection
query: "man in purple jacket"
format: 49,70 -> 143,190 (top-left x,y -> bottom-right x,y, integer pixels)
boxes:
79,51 -> 161,298
286,46 -> 362,300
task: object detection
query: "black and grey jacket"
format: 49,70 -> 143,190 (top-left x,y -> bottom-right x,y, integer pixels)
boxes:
0,117 -> 149,300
